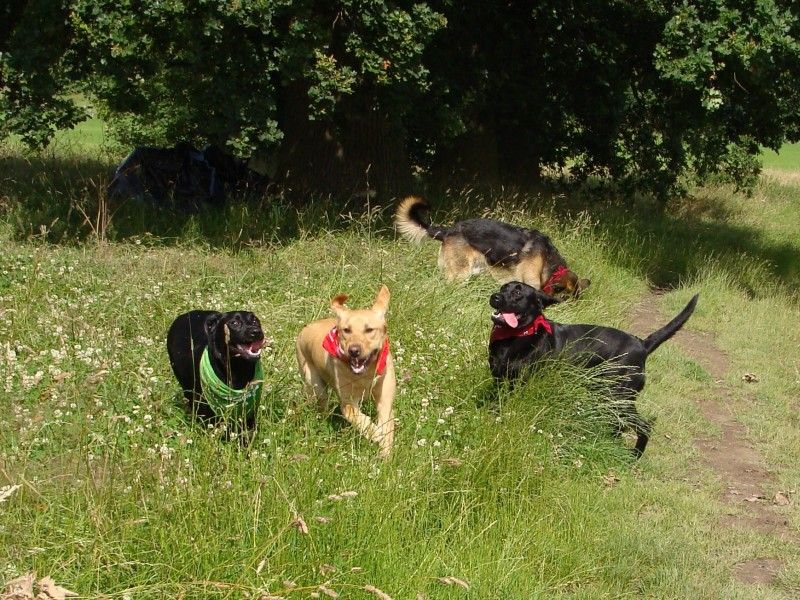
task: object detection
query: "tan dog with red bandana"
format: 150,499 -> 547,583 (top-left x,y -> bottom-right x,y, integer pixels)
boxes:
296,285 -> 395,457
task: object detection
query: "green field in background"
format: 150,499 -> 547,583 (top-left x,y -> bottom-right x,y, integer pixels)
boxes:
761,142 -> 800,171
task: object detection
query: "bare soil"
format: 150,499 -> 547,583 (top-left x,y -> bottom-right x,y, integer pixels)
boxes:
628,292 -> 795,586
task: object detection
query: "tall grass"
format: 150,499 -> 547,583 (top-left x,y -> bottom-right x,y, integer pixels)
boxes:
1,141 -> 799,598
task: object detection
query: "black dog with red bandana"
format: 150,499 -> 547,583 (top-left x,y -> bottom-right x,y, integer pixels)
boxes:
488,281 -> 698,457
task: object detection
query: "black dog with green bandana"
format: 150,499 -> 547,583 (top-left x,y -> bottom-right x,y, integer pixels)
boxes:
167,310 -> 265,429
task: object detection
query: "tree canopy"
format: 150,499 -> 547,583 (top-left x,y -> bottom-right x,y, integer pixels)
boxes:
2,0 -> 799,197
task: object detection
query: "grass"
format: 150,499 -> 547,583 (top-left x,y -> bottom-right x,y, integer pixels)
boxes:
761,142 -> 800,172
1,140 -> 799,599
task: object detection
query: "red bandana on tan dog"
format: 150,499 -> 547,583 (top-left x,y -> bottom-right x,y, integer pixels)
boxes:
322,327 -> 391,375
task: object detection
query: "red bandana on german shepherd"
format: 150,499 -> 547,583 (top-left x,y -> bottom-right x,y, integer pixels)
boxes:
395,196 -> 590,300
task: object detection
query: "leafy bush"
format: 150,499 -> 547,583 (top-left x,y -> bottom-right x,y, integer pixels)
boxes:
3,1 -> 800,196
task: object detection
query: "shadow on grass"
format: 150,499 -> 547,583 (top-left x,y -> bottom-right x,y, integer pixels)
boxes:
0,153 -> 388,248
424,185 -> 800,297
591,192 -> 800,296
2,152 -> 798,296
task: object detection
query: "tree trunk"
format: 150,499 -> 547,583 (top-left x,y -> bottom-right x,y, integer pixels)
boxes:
429,118 -> 543,190
275,83 -> 413,202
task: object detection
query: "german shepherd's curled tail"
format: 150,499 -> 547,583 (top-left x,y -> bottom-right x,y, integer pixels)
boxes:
394,196 -> 449,243
642,294 -> 699,355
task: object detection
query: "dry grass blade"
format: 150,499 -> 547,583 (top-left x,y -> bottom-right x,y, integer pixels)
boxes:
2,572 -> 35,599
37,577 -> 78,600
0,484 -> 21,504
85,369 -> 109,385
364,584 -> 393,600
602,471 -> 620,486
319,585 -> 339,598
435,576 -> 469,589
291,514 -> 309,534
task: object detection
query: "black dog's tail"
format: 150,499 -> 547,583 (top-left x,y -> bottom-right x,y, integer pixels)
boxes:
394,196 -> 449,243
642,294 -> 699,355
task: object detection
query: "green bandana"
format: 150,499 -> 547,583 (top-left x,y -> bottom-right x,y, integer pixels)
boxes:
199,347 -> 263,421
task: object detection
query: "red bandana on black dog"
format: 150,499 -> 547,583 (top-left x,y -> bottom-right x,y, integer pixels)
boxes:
490,315 -> 552,343
322,327 -> 390,375
542,265 -> 570,295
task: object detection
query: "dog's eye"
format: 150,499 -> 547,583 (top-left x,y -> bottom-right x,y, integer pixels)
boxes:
342,327 -> 352,334
364,327 -> 374,334
512,290 -> 521,298
231,319 -> 241,327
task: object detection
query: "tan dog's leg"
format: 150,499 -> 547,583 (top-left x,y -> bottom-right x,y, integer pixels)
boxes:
371,366 -> 396,458
339,397 -> 379,444
297,346 -> 329,412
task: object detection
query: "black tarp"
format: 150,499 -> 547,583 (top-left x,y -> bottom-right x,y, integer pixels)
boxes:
107,142 -> 269,210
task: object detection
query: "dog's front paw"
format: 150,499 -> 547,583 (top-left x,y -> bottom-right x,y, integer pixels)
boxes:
374,424 -> 395,458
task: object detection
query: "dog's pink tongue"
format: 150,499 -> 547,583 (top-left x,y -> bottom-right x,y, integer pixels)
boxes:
502,312 -> 518,328
249,339 -> 265,352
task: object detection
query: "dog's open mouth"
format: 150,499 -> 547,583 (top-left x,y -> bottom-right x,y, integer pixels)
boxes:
491,311 -> 519,328
234,338 -> 265,359
492,310 -> 519,329
348,350 -> 377,375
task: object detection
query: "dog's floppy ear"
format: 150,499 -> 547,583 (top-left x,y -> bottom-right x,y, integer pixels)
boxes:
204,312 -> 223,341
371,284 -> 390,318
576,278 -> 591,294
534,288 -> 560,308
331,294 -> 349,319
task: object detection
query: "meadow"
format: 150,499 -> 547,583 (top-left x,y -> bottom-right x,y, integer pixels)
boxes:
762,142 -> 800,173
1,129 -> 799,599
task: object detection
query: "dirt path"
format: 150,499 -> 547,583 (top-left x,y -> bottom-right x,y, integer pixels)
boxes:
629,292 -> 795,586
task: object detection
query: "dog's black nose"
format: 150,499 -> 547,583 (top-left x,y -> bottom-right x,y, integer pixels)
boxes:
490,293 -> 501,308
348,346 -> 361,358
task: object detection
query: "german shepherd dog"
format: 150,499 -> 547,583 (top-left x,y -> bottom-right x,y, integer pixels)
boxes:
488,282 -> 699,457
395,196 -> 590,300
